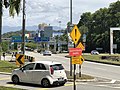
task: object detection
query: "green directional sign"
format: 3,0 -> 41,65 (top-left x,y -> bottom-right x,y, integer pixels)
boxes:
11,36 -> 27,42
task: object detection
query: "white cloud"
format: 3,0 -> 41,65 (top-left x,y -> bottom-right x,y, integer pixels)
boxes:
2,0 -> 118,29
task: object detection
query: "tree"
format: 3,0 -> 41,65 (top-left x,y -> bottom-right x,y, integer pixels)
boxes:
0,0 -> 21,60
77,1 -> 120,53
1,41 -> 9,52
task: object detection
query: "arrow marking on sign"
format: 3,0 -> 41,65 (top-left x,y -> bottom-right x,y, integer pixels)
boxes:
17,55 -> 24,64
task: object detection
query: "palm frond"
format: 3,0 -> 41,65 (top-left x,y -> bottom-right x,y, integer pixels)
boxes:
14,0 -> 21,15
9,0 -> 21,17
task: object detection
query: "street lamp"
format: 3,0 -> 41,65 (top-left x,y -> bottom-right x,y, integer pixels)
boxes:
58,20 -> 61,52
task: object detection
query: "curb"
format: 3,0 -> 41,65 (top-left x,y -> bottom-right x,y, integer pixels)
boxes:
85,59 -> 120,66
67,78 -> 96,82
0,72 -> 11,75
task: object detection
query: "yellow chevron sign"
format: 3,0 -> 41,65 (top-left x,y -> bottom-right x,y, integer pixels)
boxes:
76,42 -> 85,50
16,54 -> 25,66
72,56 -> 84,65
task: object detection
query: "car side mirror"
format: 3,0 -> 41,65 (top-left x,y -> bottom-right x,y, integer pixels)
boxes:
20,68 -> 24,72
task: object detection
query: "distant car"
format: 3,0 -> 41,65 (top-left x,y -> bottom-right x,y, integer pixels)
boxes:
91,50 -> 99,55
11,61 -> 67,87
43,50 -> 52,56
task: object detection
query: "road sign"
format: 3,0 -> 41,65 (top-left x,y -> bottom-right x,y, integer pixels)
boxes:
69,48 -> 82,56
72,56 -> 84,65
34,37 -> 49,42
11,36 -> 27,42
16,54 -> 24,66
70,25 -> 81,45
76,42 -> 85,50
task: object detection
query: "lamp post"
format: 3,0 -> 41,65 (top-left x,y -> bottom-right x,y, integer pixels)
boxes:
58,21 -> 61,52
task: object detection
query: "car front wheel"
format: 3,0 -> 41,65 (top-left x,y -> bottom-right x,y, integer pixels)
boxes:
12,75 -> 19,84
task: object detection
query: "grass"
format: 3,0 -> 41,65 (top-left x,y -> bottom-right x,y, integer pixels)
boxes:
0,86 -> 25,90
83,54 -> 120,65
0,61 -> 17,73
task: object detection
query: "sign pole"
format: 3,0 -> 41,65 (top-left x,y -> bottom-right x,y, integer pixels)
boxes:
74,43 -> 76,90
74,63 -> 76,90
70,57 -> 72,76
79,65 -> 81,77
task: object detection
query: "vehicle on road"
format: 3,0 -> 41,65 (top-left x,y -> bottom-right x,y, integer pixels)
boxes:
91,50 -> 99,55
43,50 -> 52,56
11,61 -> 67,87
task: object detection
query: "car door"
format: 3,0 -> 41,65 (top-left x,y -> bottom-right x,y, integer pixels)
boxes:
20,63 -> 35,83
32,63 -> 48,84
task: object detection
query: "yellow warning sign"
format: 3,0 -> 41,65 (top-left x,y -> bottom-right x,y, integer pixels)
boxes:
70,25 -> 81,45
16,54 -> 25,66
76,42 -> 85,50
72,56 -> 84,65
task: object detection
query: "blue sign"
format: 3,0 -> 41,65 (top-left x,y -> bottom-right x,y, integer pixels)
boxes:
11,36 -> 27,42
34,37 -> 49,42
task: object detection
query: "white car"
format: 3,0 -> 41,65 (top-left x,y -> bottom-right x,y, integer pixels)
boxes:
11,61 -> 67,87
91,50 -> 99,55
43,50 -> 52,56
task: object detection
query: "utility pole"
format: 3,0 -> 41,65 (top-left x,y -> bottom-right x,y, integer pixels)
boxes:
22,0 -> 26,55
70,0 -> 72,25
69,0 -> 73,76
0,0 -> 2,60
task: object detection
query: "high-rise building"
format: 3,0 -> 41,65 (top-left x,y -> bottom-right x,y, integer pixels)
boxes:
37,23 -> 53,38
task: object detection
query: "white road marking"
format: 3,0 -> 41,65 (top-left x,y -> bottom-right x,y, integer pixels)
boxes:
110,80 -> 116,83
98,79 -> 116,84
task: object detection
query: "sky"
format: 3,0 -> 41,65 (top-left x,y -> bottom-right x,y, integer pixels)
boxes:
2,0 -> 118,29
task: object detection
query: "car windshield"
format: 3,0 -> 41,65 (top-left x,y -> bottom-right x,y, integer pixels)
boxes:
45,51 -> 51,53
92,50 -> 98,52
50,64 -> 64,70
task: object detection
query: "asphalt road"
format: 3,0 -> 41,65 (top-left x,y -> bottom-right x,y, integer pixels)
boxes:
1,51 -> 120,90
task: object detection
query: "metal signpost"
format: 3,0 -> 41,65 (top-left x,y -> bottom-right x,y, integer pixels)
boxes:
69,25 -> 85,90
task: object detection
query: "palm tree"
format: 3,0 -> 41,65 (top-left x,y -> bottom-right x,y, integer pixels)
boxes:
0,0 -> 21,60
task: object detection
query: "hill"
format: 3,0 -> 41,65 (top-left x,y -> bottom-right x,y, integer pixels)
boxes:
2,30 -> 35,38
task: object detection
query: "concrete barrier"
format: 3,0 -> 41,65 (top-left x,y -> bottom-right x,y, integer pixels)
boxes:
25,55 -> 35,62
